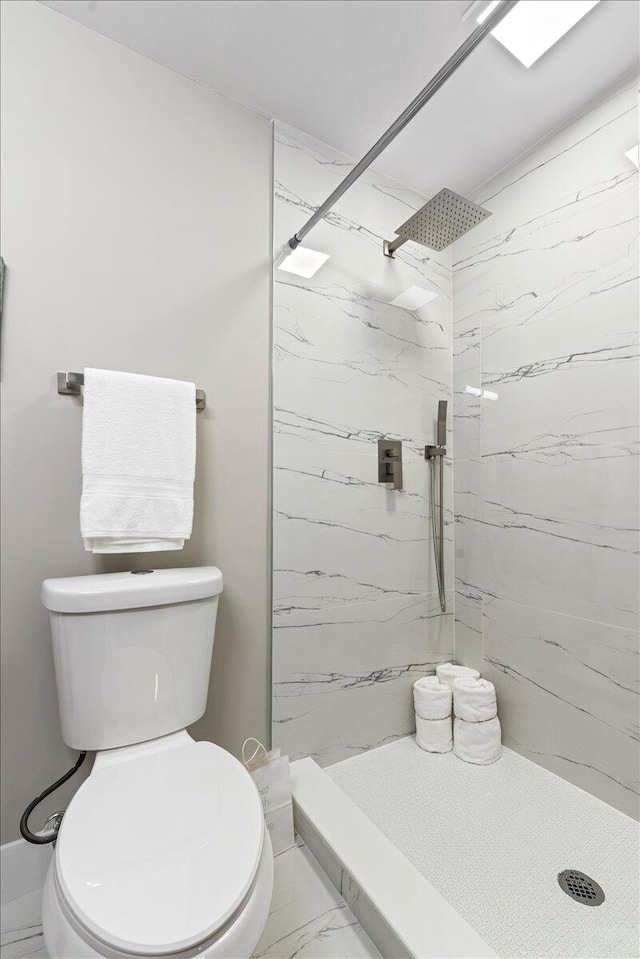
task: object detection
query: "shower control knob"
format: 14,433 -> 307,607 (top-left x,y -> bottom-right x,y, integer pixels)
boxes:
377,440 -> 403,491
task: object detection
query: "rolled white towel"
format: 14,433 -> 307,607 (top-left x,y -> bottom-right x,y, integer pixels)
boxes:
453,716 -> 502,765
453,677 -> 497,723
416,716 -> 452,753
413,677 -> 452,721
436,662 -> 480,688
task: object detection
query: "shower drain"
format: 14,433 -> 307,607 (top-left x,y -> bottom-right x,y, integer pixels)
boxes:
558,870 -> 605,906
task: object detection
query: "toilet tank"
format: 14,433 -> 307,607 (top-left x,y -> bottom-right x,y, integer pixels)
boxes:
41,567 -> 223,751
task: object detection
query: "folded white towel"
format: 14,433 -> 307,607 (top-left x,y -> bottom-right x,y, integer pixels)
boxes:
453,678 -> 497,723
453,717 -> 502,765
413,677 -> 452,721
416,716 -> 452,753
415,675 -> 440,686
80,368 -> 196,553
436,662 -> 480,688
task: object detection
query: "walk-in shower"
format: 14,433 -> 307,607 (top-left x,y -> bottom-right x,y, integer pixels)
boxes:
426,400 -> 447,613
272,1 -> 640,956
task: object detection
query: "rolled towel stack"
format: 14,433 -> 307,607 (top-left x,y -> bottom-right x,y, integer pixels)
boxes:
413,676 -> 452,753
452,677 -> 502,764
435,662 -> 480,688
453,677 -> 497,722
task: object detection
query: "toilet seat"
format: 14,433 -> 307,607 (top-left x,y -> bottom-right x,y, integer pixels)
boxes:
54,738 -> 264,956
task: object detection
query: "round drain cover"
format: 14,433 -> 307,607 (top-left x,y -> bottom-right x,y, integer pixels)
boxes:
558,870 -> 605,906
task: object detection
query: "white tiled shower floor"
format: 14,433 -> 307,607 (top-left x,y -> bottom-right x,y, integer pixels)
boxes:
328,736 -> 640,959
0,842 -> 380,959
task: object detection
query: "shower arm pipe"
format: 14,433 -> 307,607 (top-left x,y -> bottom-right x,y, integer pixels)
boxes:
286,0 -> 519,252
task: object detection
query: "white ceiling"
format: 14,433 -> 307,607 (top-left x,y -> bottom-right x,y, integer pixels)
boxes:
41,0 -> 639,198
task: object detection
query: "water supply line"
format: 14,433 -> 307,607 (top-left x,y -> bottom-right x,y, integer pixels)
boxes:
20,751 -> 87,844
286,0 -> 518,252
426,401 -> 447,613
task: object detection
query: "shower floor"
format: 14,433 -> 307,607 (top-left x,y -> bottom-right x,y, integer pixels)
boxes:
327,737 -> 639,959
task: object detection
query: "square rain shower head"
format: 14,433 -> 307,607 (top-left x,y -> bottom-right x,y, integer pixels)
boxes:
394,188 -> 491,252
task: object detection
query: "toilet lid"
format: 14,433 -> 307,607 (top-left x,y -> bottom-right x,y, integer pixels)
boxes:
55,739 -> 264,955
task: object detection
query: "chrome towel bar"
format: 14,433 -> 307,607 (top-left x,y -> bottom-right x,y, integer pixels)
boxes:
57,371 -> 206,411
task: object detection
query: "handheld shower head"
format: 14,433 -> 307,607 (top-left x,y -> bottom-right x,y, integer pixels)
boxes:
437,400 -> 447,447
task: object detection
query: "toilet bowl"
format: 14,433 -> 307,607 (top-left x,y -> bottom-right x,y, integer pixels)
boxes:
42,733 -> 273,958
40,567 -> 274,959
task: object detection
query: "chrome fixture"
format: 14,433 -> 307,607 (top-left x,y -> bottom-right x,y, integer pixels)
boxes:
285,0 -> 518,253
57,371 -> 207,411
425,401 -> 447,612
378,439 -> 403,491
42,811 -> 65,843
384,188 -> 491,256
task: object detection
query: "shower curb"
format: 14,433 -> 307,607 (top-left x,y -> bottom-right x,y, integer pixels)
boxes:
290,756 -> 496,959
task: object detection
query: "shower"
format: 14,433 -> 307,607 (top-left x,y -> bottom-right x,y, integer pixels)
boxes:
381,189 -> 487,618
426,400 -> 447,613
383,188 -> 491,256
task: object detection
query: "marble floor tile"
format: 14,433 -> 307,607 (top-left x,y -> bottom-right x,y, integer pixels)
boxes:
0,844 -> 380,959
0,890 -> 46,959
254,844 -> 381,959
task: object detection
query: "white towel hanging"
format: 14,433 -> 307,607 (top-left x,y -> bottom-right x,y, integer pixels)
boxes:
80,368 -> 196,553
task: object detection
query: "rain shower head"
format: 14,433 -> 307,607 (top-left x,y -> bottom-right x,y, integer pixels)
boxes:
384,188 -> 491,257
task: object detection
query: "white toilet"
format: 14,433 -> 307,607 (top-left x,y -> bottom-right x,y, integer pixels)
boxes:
40,566 -> 274,959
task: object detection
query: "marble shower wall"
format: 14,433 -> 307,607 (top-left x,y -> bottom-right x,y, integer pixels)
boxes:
272,123 -> 453,766
452,78 -> 639,818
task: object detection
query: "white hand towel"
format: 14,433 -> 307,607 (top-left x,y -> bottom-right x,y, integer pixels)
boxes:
453,678 -> 497,723
436,662 -> 480,688
80,368 -> 196,553
453,717 -> 502,765
413,677 -> 452,721
416,716 -> 453,753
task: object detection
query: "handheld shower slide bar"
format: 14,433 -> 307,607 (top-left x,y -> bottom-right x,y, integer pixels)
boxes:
426,401 -> 447,613
286,0 -> 518,252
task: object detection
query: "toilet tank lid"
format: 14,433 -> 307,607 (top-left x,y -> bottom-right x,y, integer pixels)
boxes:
41,567 -> 223,613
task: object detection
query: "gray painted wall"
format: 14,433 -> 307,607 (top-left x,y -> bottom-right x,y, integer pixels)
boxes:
452,78 -> 639,819
0,0 -> 272,843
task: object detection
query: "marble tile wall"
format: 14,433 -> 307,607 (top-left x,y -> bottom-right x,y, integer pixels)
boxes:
272,122 -> 453,766
452,78 -> 640,818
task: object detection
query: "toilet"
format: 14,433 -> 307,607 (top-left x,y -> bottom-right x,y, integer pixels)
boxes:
40,567 -> 274,959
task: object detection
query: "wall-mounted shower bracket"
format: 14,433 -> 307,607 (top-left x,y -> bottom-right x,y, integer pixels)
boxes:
425,445 -> 446,459
378,440 -> 403,490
